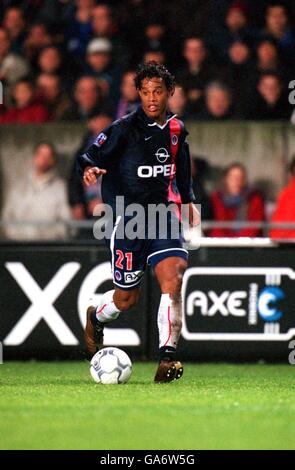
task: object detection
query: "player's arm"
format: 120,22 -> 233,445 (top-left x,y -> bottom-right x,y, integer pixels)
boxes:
76,122 -> 123,184
176,140 -> 200,227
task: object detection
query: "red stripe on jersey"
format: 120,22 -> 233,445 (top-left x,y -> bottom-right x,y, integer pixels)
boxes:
168,118 -> 182,219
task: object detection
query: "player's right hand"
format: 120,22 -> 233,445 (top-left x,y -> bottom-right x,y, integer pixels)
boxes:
83,166 -> 107,186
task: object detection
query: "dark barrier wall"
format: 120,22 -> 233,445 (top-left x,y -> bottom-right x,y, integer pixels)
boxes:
0,242 -> 294,361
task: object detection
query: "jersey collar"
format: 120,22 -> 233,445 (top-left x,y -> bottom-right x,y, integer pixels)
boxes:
138,106 -> 177,129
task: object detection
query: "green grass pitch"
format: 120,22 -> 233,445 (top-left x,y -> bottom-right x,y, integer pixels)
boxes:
0,362 -> 295,450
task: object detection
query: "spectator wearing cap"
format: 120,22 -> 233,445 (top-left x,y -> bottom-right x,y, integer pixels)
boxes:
61,75 -> 103,121
270,157 -> 295,240
177,36 -> 218,116
85,38 -> 122,105
115,70 -> 139,119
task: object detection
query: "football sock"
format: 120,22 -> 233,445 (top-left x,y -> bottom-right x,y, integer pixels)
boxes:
157,293 -> 182,353
95,290 -> 121,323
159,345 -> 176,362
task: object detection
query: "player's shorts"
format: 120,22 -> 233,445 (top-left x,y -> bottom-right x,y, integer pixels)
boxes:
105,212 -> 188,290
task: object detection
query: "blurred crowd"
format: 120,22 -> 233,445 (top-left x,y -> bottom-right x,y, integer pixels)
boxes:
2,139 -> 295,241
0,0 -> 295,122
1,0 -> 295,240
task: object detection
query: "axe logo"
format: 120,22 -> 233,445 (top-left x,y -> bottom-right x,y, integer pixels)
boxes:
3,262 -> 140,347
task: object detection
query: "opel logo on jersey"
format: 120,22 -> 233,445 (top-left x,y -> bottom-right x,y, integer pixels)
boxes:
138,163 -> 176,178
155,148 -> 170,163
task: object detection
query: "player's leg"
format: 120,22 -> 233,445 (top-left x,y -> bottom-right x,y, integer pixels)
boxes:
85,287 -> 140,355
152,255 -> 188,382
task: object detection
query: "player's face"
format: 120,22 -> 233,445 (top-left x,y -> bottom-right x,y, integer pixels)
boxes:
139,78 -> 171,123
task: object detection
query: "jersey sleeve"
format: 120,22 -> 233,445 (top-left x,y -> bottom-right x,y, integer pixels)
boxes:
76,121 -> 123,178
176,137 -> 196,204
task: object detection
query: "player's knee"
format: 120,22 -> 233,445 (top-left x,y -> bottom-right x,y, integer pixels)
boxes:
114,290 -> 140,311
162,272 -> 184,297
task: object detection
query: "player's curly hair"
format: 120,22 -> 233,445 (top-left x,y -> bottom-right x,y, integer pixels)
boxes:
134,61 -> 175,92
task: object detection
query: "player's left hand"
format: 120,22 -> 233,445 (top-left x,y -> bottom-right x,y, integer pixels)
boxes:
188,202 -> 200,227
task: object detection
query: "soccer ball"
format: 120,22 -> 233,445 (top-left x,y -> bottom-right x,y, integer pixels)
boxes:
90,347 -> 132,384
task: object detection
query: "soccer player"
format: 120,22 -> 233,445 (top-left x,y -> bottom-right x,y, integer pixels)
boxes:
77,62 -> 199,382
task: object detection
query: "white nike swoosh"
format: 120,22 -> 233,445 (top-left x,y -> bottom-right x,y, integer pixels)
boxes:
144,136 -> 153,141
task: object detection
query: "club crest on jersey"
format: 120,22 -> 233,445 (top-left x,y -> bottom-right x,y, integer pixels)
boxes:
94,132 -> 107,147
114,270 -> 122,281
155,148 -> 170,163
171,134 -> 178,146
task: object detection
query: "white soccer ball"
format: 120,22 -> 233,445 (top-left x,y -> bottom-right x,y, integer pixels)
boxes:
90,347 -> 132,384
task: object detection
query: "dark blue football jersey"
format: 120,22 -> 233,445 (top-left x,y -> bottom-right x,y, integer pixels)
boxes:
77,106 -> 196,209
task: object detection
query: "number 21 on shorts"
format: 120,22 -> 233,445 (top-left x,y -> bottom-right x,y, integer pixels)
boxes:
115,250 -> 133,271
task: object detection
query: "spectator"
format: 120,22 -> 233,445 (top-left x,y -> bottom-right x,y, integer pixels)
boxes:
115,70 -> 139,119
37,46 -> 64,77
270,156 -> 295,239
248,72 -> 292,120
143,48 -> 165,65
0,78 -> 49,123
66,0 -> 94,59
36,73 -> 72,121
69,109 -> 113,222
0,27 -> 30,90
225,39 -> 253,116
85,38 -> 122,104
253,38 -> 292,85
209,0 -> 256,63
177,37 -> 218,115
91,3 -> 115,38
62,75 -> 103,121
197,81 -> 235,120
2,142 -> 71,240
210,163 -> 265,237
140,18 -> 173,66
91,3 -> 129,66
263,3 -> 295,66
168,85 -> 189,120
2,6 -> 26,54
23,22 -> 53,64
